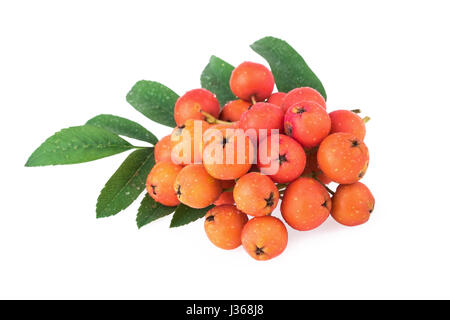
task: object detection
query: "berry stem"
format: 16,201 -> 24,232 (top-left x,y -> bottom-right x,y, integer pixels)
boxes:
313,177 -> 335,196
200,110 -> 233,125
276,183 -> 288,190
351,109 -> 361,114
250,96 -> 257,105
363,116 -> 371,123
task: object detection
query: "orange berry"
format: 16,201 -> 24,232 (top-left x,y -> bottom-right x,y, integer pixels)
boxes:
219,99 -> 251,122
284,101 -> 331,148
174,88 -> 220,126
203,126 -> 254,180
267,92 -> 286,107
171,119 -> 210,165
174,164 -> 222,209
230,62 -> 274,101
239,102 -> 284,142
233,172 -> 279,217
204,205 -> 248,250
317,132 -> 369,184
241,216 -> 288,261
257,134 -> 306,183
281,177 -> 331,231
303,148 -> 332,184
154,135 -> 172,163
146,161 -> 182,206
331,182 -> 375,226
329,110 -> 366,141
213,191 -> 235,206
281,87 -> 326,113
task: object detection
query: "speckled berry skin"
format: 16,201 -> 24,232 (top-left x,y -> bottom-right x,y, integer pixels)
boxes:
171,119 -> 210,165
202,126 -> 254,180
173,164 -> 222,209
204,205 -> 248,250
257,134 -> 306,183
233,172 -> 279,217
281,177 -> 331,231
332,182 -> 375,226
174,88 -> 220,126
219,99 -> 251,122
241,216 -> 288,261
317,132 -> 369,184
284,101 -> 331,148
329,110 -> 366,141
267,92 -> 286,107
154,135 -> 172,163
146,161 -> 183,207
281,87 -> 326,113
239,102 -> 284,141
229,62 -> 274,101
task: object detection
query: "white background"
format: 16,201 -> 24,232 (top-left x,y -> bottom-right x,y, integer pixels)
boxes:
1,0 -> 449,299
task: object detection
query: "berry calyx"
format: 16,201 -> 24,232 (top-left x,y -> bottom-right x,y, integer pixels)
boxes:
241,216 -> 288,261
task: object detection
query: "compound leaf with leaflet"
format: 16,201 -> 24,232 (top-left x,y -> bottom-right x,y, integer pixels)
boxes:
201,55 -> 236,106
86,114 -> 158,145
250,36 -> 327,100
25,125 -> 134,167
136,194 -> 176,229
170,204 -> 214,228
96,147 -> 155,218
126,80 -> 178,127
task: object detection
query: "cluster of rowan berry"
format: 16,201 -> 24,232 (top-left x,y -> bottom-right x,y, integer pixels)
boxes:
147,61 -> 374,261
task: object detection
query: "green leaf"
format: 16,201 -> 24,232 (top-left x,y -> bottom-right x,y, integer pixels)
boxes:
201,55 -> 236,106
96,147 -> 155,218
170,204 -> 214,228
136,194 -> 176,229
86,114 -> 158,145
25,125 -> 134,167
250,36 -> 327,100
126,80 -> 178,127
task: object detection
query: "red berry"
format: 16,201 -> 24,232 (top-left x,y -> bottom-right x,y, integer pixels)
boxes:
219,99 -> 251,122
329,110 -> 366,141
239,102 -> 284,142
170,119 -> 210,165
317,133 -> 369,184
174,164 -> 222,209
204,205 -> 248,250
303,148 -> 332,184
281,87 -> 326,113
174,88 -> 220,126
241,216 -> 288,261
146,161 -> 183,207
331,182 -> 375,226
213,191 -> 235,206
284,101 -> 331,148
257,134 -> 306,183
230,62 -> 274,101
154,135 -> 172,163
281,177 -> 331,231
203,125 -> 255,180
267,92 -> 286,107
233,172 -> 279,217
